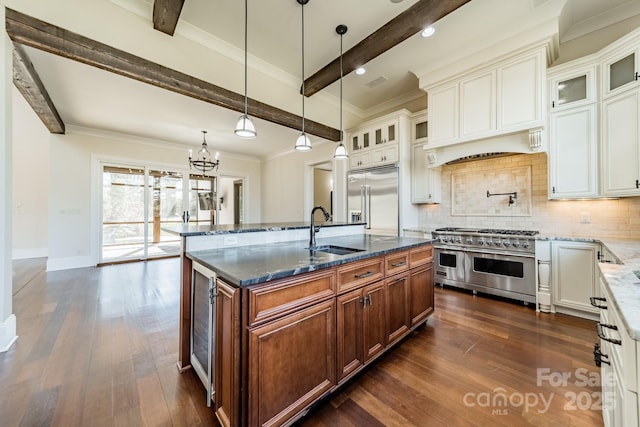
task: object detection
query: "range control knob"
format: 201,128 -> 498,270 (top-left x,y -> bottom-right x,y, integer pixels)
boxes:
486,239 -> 493,246
503,239 -> 511,247
523,240 -> 530,249
512,240 -> 520,248
455,237 -> 462,244
494,238 -> 502,246
478,238 -> 485,245
466,238 -> 473,244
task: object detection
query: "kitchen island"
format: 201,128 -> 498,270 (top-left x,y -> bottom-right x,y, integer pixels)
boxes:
170,224 -> 434,427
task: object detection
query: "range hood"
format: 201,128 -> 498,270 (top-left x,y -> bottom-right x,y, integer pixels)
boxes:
423,128 -> 545,167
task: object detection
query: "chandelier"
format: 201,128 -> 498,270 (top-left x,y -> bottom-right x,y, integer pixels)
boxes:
189,130 -> 220,174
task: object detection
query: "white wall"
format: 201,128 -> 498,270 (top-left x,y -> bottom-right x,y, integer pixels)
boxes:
46,129 -> 261,271
0,5 -> 17,352
12,88 -> 50,259
261,140 -> 338,222
217,175 -> 238,225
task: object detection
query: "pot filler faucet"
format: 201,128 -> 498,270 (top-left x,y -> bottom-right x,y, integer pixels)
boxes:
310,205 -> 331,249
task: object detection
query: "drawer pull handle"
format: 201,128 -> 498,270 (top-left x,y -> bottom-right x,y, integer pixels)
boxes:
391,261 -> 407,268
355,271 -> 373,279
589,297 -> 607,310
593,343 -> 610,367
596,323 -> 622,345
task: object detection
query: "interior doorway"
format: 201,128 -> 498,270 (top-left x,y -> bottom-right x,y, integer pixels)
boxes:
217,175 -> 244,225
313,162 -> 333,222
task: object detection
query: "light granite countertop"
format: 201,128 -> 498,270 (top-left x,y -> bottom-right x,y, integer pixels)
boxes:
594,238 -> 640,342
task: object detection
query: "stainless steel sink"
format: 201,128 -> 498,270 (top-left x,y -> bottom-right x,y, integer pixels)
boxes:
313,245 -> 364,255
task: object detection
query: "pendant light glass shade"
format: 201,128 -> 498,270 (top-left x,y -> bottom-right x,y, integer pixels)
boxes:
334,24 -> 348,160
295,132 -> 312,151
334,142 -> 348,159
235,0 -> 256,139
234,114 -> 256,138
295,0 -> 311,151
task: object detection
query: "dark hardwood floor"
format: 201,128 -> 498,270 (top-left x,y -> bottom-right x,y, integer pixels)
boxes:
2,258 -> 603,426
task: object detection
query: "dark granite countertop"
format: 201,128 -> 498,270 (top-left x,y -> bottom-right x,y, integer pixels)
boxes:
187,234 -> 434,287
165,221 -> 364,237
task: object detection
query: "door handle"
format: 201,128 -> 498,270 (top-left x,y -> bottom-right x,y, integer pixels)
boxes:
596,323 -> 621,345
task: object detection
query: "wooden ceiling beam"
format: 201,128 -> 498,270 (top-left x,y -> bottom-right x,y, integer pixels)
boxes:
12,43 -> 65,134
303,0 -> 471,97
5,8 -> 340,141
153,0 -> 185,36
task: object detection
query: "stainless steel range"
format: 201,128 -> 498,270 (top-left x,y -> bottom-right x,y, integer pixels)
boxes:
432,227 -> 539,304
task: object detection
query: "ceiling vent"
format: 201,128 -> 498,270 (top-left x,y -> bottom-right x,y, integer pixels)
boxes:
365,76 -> 389,88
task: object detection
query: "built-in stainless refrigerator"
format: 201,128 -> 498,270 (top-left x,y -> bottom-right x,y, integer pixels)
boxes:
347,165 -> 399,236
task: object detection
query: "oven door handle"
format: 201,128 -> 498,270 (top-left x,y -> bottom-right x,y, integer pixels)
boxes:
464,248 -> 535,259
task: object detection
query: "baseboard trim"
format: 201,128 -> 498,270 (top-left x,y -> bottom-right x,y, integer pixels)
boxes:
0,314 -> 17,353
47,255 -> 95,271
12,248 -> 48,260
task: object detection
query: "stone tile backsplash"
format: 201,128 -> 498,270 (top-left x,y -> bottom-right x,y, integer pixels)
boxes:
419,152 -> 640,239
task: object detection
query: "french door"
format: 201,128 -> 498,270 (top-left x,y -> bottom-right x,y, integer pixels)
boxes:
101,164 -> 220,263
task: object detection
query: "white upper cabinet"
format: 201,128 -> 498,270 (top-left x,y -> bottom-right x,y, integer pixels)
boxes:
602,47 -> 640,99
549,66 -> 596,111
547,62 -> 599,199
498,52 -> 544,130
426,46 -> 545,148
346,111 -> 407,170
412,113 -> 428,144
548,105 -> 598,198
428,83 -> 458,145
460,70 -> 496,138
601,89 -> 640,197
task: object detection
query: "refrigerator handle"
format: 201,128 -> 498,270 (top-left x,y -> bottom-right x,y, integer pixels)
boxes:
360,185 -> 366,226
365,185 -> 371,229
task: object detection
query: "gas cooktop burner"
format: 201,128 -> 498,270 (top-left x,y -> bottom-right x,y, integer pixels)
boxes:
477,229 -> 539,236
433,227 -> 539,237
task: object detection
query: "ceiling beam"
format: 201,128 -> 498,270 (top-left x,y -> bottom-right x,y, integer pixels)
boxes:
12,43 -> 65,134
153,0 -> 185,36
303,0 -> 471,97
5,8 -> 341,141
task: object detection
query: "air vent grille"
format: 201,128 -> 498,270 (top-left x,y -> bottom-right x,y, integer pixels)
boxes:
365,76 -> 388,88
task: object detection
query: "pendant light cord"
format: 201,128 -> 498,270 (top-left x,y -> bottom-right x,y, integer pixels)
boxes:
301,1 -> 305,134
243,0 -> 249,116
339,32 -> 343,142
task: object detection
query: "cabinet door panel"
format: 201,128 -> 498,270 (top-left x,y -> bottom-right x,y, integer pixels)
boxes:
362,283 -> 386,362
428,84 -> 458,144
549,105 -> 597,198
602,90 -> 640,196
551,242 -> 598,313
410,264 -> 434,327
461,71 -> 495,137
385,274 -> 410,345
215,280 -> 240,427
499,53 -> 541,128
336,290 -> 364,382
248,300 -> 336,427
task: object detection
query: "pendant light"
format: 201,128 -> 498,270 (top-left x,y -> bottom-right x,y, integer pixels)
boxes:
333,24 -> 348,160
234,0 -> 257,138
294,0 -> 312,151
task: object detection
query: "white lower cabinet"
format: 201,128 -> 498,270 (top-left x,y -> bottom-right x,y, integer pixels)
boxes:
595,275 -> 638,427
551,241 -> 599,318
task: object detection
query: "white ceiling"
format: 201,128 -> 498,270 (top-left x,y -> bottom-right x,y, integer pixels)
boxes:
17,0 -> 640,160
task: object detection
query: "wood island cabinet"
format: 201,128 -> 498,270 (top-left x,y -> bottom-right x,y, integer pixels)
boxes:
247,299 -> 336,427
193,243 -> 434,427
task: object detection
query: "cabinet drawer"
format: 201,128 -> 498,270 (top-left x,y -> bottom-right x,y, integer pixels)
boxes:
409,245 -> 434,268
337,257 -> 384,294
248,270 -> 336,327
385,251 -> 409,275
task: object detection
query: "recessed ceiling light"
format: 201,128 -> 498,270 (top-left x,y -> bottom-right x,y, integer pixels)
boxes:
390,0 -> 404,3
421,26 -> 435,38
355,67 -> 366,75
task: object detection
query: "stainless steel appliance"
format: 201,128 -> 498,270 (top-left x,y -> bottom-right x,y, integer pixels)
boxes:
432,227 -> 538,303
347,165 -> 399,236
